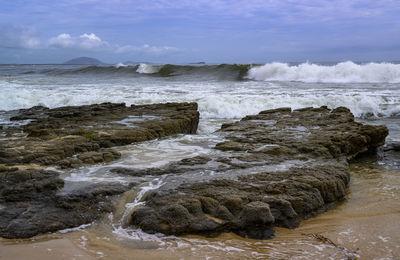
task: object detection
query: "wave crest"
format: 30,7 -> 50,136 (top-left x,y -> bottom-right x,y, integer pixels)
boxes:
247,61 -> 400,83
136,64 -> 160,74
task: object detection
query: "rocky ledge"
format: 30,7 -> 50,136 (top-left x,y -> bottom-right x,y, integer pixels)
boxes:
127,106 -> 388,239
0,105 -> 388,239
0,102 -> 199,238
0,102 -> 199,168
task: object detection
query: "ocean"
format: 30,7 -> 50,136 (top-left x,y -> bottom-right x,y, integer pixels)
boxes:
0,61 -> 399,259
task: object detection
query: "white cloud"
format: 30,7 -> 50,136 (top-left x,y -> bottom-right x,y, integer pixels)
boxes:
116,44 -> 179,54
45,33 -> 178,54
0,24 -> 180,55
0,25 -> 41,49
47,33 -> 109,50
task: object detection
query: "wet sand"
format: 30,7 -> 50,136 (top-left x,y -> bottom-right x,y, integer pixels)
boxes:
0,238 -> 96,260
1,162 -> 399,260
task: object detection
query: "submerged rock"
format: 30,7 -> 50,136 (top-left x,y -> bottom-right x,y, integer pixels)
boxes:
129,106 -> 388,239
0,102 -> 199,168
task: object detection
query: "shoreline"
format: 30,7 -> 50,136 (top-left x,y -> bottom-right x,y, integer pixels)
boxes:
0,103 -> 398,259
1,163 -> 399,259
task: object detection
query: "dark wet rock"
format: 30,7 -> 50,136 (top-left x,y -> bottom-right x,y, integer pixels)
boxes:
0,166 -> 130,238
129,106 -> 388,239
0,102 -> 199,239
0,102 -> 199,168
384,141 -> 400,152
352,141 -> 400,171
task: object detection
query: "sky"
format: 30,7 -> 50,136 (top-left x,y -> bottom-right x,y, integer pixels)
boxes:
0,0 -> 399,64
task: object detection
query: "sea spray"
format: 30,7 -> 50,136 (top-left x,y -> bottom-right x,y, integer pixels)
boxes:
1,80 -> 399,119
247,61 -> 400,83
136,63 -> 160,74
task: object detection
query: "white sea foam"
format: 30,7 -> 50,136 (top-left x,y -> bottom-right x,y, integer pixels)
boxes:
1,68 -> 399,122
63,167 -> 131,184
115,63 -> 128,68
0,81 -> 398,119
58,223 -> 92,234
136,63 -> 160,74
197,92 -> 399,118
247,61 -> 400,83
112,226 -> 166,243
113,134 -> 214,169
120,178 -> 164,224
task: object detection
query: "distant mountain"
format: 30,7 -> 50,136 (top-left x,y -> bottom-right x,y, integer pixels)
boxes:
63,57 -> 105,65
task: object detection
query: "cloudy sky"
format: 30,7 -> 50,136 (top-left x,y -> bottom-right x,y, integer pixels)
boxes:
1,0 -> 399,64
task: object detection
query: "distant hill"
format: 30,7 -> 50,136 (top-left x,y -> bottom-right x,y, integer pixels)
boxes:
63,57 -> 105,65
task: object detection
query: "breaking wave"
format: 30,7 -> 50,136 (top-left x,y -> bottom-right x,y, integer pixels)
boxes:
247,61 -> 400,83
136,63 -> 161,74
4,62 -> 400,83
1,61 -> 399,121
0,79 -> 398,119
9,64 -> 251,80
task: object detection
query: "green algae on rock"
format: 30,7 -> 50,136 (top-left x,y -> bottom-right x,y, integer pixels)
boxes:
0,102 -> 199,168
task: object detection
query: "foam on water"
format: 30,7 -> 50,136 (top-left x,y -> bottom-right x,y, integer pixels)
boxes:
247,61 -> 400,83
119,178 -> 165,225
111,226 -> 167,244
197,92 -> 399,118
58,223 -> 92,234
111,133 -> 218,169
63,165 -> 132,184
61,132 -> 218,187
1,76 -> 399,121
115,63 -> 128,68
136,63 -> 160,74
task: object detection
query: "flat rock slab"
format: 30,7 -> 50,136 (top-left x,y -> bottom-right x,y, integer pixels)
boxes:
129,106 -> 388,239
0,102 -> 199,168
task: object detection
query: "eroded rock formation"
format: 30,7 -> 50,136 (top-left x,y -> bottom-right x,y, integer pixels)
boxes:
128,106 -> 388,239
0,105 -> 388,239
0,102 -> 199,238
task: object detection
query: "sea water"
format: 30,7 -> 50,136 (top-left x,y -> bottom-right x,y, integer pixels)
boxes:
0,61 -> 399,259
